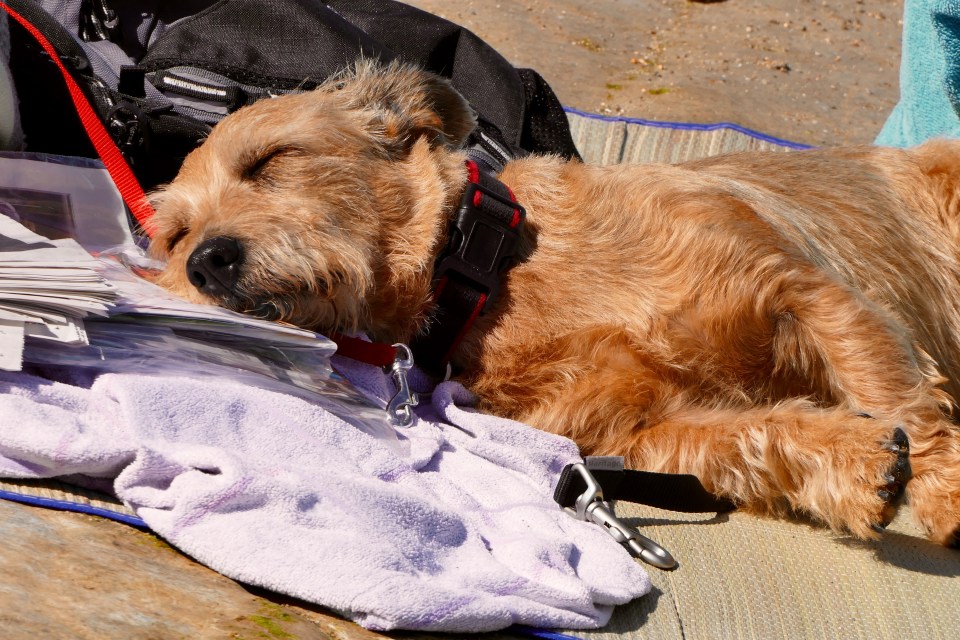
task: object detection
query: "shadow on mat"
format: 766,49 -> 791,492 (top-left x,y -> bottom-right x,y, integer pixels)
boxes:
621,511 -> 731,530
834,530 -> 960,577
755,509 -> 960,577
573,586 -> 665,639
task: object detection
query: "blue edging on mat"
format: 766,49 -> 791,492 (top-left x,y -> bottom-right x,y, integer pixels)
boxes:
0,488 -> 148,529
509,625 -> 585,640
564,106 -> 814,150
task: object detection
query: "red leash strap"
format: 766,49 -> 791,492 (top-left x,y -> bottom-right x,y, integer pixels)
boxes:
330,332 -> 398,368
0,2 -> 156,236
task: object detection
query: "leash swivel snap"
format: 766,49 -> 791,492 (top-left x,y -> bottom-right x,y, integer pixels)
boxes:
386,343 -> 418,427
564,463 -> 678,571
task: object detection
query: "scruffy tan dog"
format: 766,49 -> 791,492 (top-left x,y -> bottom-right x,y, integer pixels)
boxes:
150,61 -> 960,546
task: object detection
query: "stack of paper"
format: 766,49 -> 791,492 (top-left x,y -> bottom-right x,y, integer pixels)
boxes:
96,254 -> 333,351
0,152 -> 398,445
0,214 -> 115,371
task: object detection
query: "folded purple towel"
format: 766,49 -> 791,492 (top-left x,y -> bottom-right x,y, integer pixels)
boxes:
0,360 -> 649,631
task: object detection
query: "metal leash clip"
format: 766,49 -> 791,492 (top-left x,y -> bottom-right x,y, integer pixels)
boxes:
386,343 -> 419,427
564,463 -> 678,571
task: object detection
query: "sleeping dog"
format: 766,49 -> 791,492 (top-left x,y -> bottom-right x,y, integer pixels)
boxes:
149,61 -> 960,545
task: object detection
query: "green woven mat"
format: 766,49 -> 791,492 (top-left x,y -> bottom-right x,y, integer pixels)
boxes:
0,477 -> 139,524
565,108 -> 809,166
570,502 -> 960,640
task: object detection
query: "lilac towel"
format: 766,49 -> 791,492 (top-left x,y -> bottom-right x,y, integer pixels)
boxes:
0,361 -> 649,632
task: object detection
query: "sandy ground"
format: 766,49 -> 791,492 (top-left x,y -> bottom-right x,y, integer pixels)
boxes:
403,0 -> 905,147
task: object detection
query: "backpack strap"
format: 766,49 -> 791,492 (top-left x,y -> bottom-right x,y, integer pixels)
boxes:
554,456 -> 736,514
0,1 -> 155,235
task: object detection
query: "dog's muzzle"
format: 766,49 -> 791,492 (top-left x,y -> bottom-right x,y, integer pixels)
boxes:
186,235 -> 243,298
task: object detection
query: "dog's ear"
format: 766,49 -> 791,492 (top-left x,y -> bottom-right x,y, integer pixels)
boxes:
330,60 -> 477,153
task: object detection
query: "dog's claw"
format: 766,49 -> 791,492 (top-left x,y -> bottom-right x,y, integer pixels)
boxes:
872,523 -> 887,534
886,428 -> 911,490
948,528 -> 960,549
893,456 -> 910,478
892,427 -> 909,452
872,427 -> 912,532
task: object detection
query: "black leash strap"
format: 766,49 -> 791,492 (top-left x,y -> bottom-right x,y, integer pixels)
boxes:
554,456 -> 736,514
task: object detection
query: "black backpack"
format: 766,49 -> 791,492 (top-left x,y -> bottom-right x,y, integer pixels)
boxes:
4,0 -> 580,197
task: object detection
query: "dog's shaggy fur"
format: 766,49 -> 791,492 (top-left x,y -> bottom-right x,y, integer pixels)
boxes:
150,61 -> 960,545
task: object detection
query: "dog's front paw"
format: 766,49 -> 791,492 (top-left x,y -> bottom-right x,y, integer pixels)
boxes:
790,419 -> 910,540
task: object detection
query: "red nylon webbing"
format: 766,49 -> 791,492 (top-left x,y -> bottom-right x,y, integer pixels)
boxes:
0,2 -> 156,236
330,332 -> 398,368
441,291 -> 486,365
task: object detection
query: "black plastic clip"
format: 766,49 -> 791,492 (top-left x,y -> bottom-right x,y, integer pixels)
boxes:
107,101 -> 152,164
435,180 -> 525,311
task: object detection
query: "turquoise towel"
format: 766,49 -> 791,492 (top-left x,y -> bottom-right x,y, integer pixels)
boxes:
876,0 -> 960,147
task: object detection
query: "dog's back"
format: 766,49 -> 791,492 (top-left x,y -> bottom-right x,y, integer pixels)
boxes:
482,141 -> 960,409
687,141 -> 960,404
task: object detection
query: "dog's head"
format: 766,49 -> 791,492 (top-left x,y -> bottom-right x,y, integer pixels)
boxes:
149,60 -> 476,340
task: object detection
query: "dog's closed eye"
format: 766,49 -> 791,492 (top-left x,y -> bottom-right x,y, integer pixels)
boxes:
241,145 -> 306,181
164,225 -> 189,253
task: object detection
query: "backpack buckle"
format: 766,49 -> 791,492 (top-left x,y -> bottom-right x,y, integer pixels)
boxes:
564,463 -> 678,570
107,102 -> 152,164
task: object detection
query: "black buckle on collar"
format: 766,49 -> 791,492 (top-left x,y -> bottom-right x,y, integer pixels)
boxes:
411,161 -> 526,375
435,164 -> 526,312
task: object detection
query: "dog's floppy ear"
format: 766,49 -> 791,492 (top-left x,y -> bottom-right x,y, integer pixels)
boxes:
330,60 -> 477,153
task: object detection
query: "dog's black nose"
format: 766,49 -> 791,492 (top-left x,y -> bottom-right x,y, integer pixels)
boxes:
186,236 -> 243,297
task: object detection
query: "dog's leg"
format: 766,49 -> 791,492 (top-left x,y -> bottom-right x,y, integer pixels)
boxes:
886,140 -> 960,543
755,271 -> 946,419
470,326 -> 912,539
668,257 -> 960,544
764,273 -> 960,544
624,404 -> 911,539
